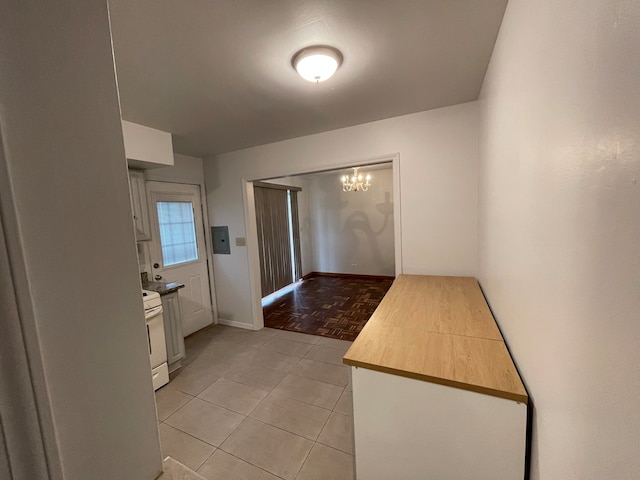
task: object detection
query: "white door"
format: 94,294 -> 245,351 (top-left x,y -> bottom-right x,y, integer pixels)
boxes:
147,181 -> 213,336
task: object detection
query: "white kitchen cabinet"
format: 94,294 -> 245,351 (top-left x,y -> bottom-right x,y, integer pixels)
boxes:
351,367 -> 527,480
122,120 -> 174,168
161,291 -> 185,373
128,169 -> 151,241
344,275 -> 529,480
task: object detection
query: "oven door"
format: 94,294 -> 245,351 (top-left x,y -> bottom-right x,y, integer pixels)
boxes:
146,309 -> 167,369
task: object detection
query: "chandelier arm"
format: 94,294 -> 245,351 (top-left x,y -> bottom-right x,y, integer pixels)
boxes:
340,166 -> 372,192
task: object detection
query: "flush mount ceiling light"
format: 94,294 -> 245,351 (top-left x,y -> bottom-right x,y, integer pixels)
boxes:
341,167 -> 371,192
292,46 -> 343,83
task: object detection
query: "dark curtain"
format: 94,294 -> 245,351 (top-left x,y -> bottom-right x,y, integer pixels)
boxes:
254,185 -> 302,297
289,190 -> 303,282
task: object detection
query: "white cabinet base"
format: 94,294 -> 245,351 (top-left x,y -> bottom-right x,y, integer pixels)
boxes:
151,363 -> 169,391
351,367 -> 527,480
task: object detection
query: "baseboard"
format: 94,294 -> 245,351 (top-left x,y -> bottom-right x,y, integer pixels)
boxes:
217,318 -> 256,330
306,271 -> 396,281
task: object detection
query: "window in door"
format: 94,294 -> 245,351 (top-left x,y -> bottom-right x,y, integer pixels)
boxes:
156,201 -> 198,267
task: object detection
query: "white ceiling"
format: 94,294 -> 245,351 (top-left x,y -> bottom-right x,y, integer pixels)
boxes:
109,0 -> 508,157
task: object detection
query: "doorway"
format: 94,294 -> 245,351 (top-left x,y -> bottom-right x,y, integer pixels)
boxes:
146,181 -> 214,336
245,155 -> 401,332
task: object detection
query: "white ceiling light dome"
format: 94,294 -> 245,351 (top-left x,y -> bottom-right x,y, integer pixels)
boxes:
292,46 -> 343,83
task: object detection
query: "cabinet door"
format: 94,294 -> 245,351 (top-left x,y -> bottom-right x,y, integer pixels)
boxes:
161,292 -> 185,368
128,170 -> 151,241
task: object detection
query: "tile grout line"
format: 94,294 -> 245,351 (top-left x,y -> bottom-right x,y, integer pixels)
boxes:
160,421 -> 220,451
285,368 -> 349,389
213,448 -> 289,480
193,446 -> 217,473
292,440 -> 315,480
315,408 -> 354,456
247,398 -> 332,442
218,416 -> 313,480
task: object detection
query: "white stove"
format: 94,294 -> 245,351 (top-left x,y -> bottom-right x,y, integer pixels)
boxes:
142,289 -> 168,390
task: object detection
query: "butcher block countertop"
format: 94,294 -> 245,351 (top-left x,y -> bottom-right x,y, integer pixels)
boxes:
343,275 -> 528,404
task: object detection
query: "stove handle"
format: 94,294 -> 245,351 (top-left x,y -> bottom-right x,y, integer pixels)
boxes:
144,304 -> 163,321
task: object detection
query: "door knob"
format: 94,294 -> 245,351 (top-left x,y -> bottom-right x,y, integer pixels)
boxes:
154,275 -> 162,280
153,263 -> 160,268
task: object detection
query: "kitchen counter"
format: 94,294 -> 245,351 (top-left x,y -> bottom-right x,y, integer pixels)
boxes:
343,274 -> 527,402
343,274 -> 528,479
142,280 -> 185,296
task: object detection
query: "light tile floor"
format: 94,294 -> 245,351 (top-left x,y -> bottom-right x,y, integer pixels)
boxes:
155,325 -> 354,480
157,457 -> 207,480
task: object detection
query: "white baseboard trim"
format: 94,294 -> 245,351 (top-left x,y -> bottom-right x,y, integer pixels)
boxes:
217,318 -> 256,330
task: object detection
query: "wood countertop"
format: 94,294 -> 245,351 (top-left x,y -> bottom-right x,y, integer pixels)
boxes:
343,275 -> 528,404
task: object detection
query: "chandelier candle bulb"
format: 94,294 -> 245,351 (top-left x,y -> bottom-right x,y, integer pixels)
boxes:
342,166 -> 372,192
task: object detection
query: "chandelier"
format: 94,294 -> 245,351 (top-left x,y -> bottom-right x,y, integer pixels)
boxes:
341,167 -> 371,192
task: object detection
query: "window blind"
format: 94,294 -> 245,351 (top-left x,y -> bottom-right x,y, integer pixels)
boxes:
254,184 -> 303,297
290,190 -> 303,282
157,201 -> 198,266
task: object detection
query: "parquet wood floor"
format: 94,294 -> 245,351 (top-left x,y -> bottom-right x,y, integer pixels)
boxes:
262,275 -> 394,341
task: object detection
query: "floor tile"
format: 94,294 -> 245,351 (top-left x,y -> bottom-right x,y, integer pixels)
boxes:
333,389 -> 353,416
304,345 -> 348,366
275,329 -> 321,345
295,443 -> 354,480
158,456 -> 208,480
271,374 -> 343,410
222,362 -> 286,391
199,340 -> 257,363
165,398 -> 245,447
223,331 -> 270,347
197,449 -> 280,480
183,334 -> 214,365
169,357 -> 231,396
158,423 -> 216,471
256,327 -> 281,337
220,418 -> 313,480
244,347 -> 301,372
155,386 -> 193,421
161,324 -> 359,480
250,393 -> 331,440
198,378 -> 268,415
205,326 -> 244,342
317,412 -> 353,454
181,353 -> 200,369
262,337 -> 314,357
316,337 -> 353,352
291,358 -> 349,387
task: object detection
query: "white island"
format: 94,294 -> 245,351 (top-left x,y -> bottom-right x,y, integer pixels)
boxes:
343,274 -> 528,480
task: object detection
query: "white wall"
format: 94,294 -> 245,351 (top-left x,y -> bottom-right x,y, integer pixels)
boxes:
204,102 -> 478,325
308,166 -> 395,276
0,1 -> 162,478
478,1 -> 640,479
